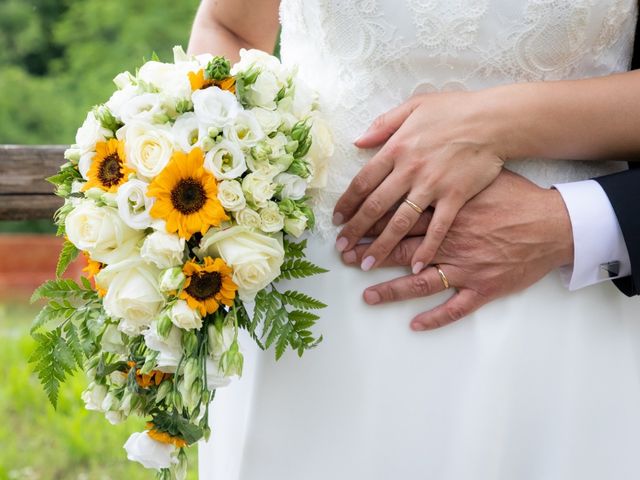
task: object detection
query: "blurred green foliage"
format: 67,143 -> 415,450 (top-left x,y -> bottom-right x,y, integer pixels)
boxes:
0,302 -> 198,479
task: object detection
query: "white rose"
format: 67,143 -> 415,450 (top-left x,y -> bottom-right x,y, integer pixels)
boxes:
96,258 -> 164,336
208,323 -> 236,359
124,431 -> 178,470
192,87 -> 240,128
283,212 -> 308,238
158,266 -> 186,292
118,92 -> 167,125
101,323 -> 126,354
119,121 -> 175,181
197,226 -> 284,302
169,299 -> 202,331
251,107 -> 282,135
307,117 -> 334,189
143,322 -> 183,373
242,172 -> 275,208
203,139 -> 247,180
223,111 -> 264,148
75,112 -> 111,154
259,202 -> 285,233
275,172 -> 307,200
105,410 -> 126,425
137,61 -> 192,101
234,208 -> 262,229
217,180 -> 246,212
116,179 -> 153,230
105,86 -> 139,121
140,230 -> 186,269
65,200 -> 142,265
82,383 -> 108,411
172,112 -> 202,152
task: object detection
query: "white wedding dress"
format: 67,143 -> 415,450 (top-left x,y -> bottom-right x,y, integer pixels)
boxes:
200,1 -> 640,479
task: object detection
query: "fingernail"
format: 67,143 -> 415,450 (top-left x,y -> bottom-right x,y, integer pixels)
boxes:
353,134 -> 364,144
364,290 -> 381,305
412,262 -> 424,275
411,322 -> 427,331
332,212 -> 344,225
361,256 -> 375,271
335,237 -> 349,252
343,250 -> 357,264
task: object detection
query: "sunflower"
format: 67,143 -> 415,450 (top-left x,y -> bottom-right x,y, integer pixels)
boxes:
180,256 -> 237,316
188,69 -> 236,93
83,138 -> 132,192
146,422 -> 187,448
147,147 -> 228,239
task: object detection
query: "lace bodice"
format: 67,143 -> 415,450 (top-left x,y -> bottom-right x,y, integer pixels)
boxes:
279,0 -> 638,236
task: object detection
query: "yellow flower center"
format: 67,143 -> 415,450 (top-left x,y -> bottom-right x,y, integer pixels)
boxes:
170,178 -> 207,214
185,271 -> 222,300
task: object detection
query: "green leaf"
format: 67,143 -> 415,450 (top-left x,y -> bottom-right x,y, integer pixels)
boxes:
283,238 -> 307,259
56,240 -> 79,278
277,258 -> 328,281
281,290 -> 327,310
31,278 -> 81,303
30,302 -> 73,334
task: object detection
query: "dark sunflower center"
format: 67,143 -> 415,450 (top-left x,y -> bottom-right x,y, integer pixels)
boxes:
171,178 -> 207,214
98,154 -> 124,187
186,271 -> 222,301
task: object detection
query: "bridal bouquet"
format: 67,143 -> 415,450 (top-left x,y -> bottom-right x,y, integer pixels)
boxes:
30,46 -> 332,478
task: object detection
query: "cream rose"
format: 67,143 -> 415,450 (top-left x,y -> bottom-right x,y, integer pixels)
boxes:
217,180 -> 246,212
140,230 -> 186,269
65,200 -> 142,265
124,431 -> 178,470
119,121 -> 175,181
96,258 -> 164,336
259,202 -> 285,233
197,226 -> 284,301
169,300 -> 202,331
116,179 -> 154,230
234,208 -> 262,229
204,139 -> 247,180
242,172 -> 276,208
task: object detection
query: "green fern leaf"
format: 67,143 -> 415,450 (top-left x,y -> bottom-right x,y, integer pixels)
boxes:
283,238 -> 307,259
56,240 -> 79,278
277,259 -> 328,281
281,290 -> 327,310
31,278 -> 81,303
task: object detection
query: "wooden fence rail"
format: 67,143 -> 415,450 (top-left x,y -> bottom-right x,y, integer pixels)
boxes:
0,145 -> 66,220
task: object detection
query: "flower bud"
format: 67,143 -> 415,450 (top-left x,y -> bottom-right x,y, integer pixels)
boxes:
156,380 -> 173,403
157,311 -> 174,339
159,267 -> 186,292
205,56 -> 232,81
181,331 -> 199,356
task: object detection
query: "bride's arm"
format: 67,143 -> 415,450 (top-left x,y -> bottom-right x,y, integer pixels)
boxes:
188,0 -> 280,61
492,71 -> 640,162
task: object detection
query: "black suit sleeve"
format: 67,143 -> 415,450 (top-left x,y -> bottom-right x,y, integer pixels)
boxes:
595,167 -> 640,296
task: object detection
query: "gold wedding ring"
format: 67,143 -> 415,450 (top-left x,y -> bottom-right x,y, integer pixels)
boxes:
403,198 -> 423,214
434,264 -> 451,289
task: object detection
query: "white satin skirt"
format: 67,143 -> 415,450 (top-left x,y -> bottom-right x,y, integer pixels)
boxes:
199,236 -> 640,480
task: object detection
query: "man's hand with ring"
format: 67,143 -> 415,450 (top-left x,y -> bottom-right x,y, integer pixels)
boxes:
341,171 -> 575,331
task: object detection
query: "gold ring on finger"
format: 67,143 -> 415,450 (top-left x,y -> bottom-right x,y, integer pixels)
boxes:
403,198 -> 424,214
434,264 -> 451,289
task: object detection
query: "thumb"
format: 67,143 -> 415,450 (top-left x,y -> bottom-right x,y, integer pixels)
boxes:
355,98 -> 417,148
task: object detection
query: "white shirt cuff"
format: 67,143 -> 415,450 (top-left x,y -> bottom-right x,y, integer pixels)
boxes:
554,179 -> 631,290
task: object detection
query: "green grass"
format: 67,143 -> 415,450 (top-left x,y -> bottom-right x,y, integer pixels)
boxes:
0,301 -> 198,480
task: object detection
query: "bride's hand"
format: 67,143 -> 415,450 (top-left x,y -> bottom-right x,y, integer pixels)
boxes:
333,90 -> 506,274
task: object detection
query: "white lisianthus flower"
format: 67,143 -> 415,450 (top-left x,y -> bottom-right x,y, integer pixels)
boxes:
105,86 -> 139,121
119,121 -> 175,181
119,93 -> 167,124
265,132 -> 295,172
113,71 -> 136,90
158,266 -> 186,292
109,371 -> 128,387
96,258 -> 164,336
192,87 -> 240,128
259,202 -> 285,233
137,61 -> 193,102
124,431 -> 178,470
101,323 -> 126,354
232,49 -> 289,110
207,323 -> 236,358
65,200 -> 142,265
204,139 -> 246,180
234,208 -> 262,229
75,111 -> 112,154
307,116 -> 334,189
172,112 -> 202,152
140,230 -> 185,269
82,383 -> 108,411
197,226 -> 284,302
275,172 -> 307,200
206,357 -> 232,389
169,300 -> 202,331
143,322 -> 183,373
251,107 -> 282,135
217,180 -> 246,212
223,111 -> 264,148
245,71 -> 281,110
78,151 -> 95,180
284,211 -> 309,238
105,411 -> 126,425
242,172 -> 276,208
116,179 -> 154,230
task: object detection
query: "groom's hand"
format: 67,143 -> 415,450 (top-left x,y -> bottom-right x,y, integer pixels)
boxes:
341,170 -> 575,331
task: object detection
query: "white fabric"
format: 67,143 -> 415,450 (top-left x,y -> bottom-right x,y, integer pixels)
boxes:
555,179 -> 632,290
200,1 -> 640,479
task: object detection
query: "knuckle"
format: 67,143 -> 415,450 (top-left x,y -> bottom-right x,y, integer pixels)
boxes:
363,197 -> 384,217
446,305 -> 466,322
372,114 -> 387,130
384,141 -> 404,158
352,175 -> 370,195
391,242 -> 411,265
390,212 -> 413,233
410,275 -> 433,296
377,285 -> 395,302
431,222 -> 449,238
